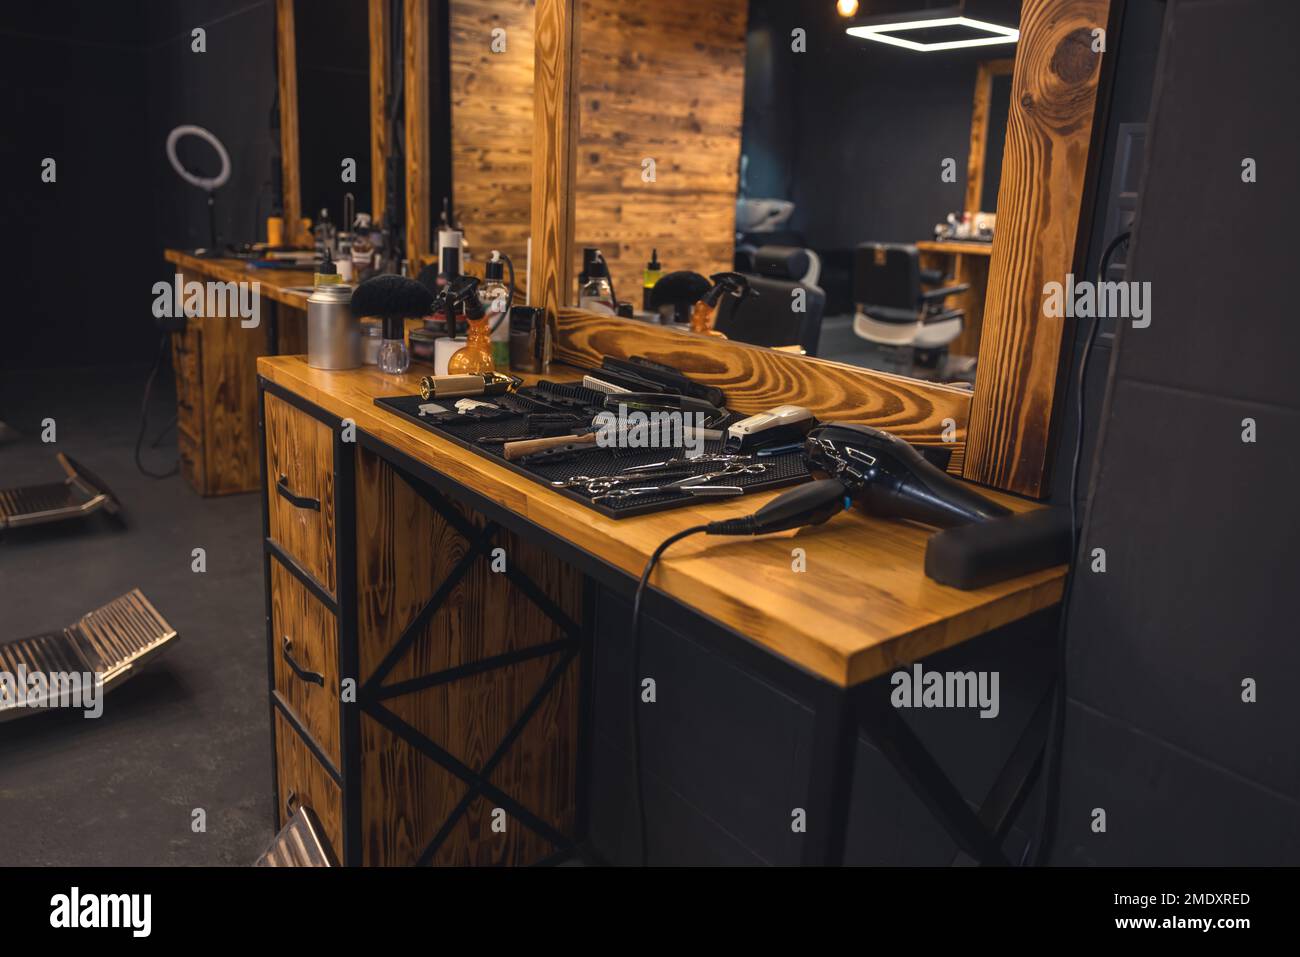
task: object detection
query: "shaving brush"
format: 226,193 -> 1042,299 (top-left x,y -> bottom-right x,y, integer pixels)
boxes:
351,274 -> 435,374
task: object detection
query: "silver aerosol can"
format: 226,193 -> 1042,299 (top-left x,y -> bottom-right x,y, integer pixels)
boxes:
307,284 -> 360,369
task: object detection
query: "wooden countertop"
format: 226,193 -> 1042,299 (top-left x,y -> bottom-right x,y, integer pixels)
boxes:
165,249 -> 318,310
916,240 -> 994,256
257,355 -> 1065,688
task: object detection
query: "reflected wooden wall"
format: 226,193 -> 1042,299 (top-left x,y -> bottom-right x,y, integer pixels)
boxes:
450,0 -> 536,269
450,0 -> 747,302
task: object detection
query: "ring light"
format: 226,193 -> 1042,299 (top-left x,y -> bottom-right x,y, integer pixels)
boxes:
165,125 -> 231,191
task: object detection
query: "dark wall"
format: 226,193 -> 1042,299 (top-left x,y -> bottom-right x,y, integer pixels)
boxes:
294,0 -> 372,232
1049,0 -> 1166,506
0,2 -> 152,372
0,1 -> 277,373
740,0 -> 1018,251
1057,0 -> 1299,864
145,0 -> 278,252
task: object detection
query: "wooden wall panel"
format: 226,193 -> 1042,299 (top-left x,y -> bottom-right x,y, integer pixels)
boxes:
962,0 -> 1113,496
452,0 -> 747,305
450,0 -> 537,268
573,0 -> 747,303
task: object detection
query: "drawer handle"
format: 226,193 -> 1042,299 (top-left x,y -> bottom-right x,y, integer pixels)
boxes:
282,636 -> 324,687
276,474 -> 320,511
285,789 -> 301,817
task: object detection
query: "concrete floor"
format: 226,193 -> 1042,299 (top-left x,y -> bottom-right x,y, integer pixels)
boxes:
0,363 -> 272,865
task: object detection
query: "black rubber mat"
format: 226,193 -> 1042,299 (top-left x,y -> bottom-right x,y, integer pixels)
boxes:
375,381 -> 810,519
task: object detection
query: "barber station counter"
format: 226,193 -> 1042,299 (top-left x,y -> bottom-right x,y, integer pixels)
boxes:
255,355 -> 1066,866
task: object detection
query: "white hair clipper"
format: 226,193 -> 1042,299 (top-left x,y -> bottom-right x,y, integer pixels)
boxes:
724,405 -> 816,453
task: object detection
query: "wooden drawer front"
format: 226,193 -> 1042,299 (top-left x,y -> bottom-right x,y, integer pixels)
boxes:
265,392 -> 336,593
274,706 -> 343,862
271,560 -> 341,767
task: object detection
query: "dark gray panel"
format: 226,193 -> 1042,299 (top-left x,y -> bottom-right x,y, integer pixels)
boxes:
1114,0 -> 1300,410
592,589 -> 815,864
1054,702 -> 1300,866
844,613 -> 1053,864
1069,382 -> 1300,799
587,734 -> 766,866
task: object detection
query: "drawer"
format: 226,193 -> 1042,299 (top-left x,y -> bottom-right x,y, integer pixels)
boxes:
273,705 -> 344,862
271,559 -> 340,767
264,391 -> 336,593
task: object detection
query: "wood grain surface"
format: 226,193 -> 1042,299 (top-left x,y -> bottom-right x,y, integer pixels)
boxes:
530,0 -> 581,324
572,0 -> 748,302
274,706 -> 344,858
962,0 -> 1113,497
454,0 -> 746,306
555,309 -> 973,448
165,253 -> 307,495
272,559 -> 341,767
916,241 -> 994,257
264,391 -> 337,594
369,0 -> 390,223
965,58 -> 1016,216
354,446 -> 580,865
259,354 -> 1065,686
165,251 -> 316,310
450,0 -> 536,269
275,0 -> 304,245
404,0 -> 431,268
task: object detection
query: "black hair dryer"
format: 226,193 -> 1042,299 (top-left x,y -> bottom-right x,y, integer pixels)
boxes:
803,423 -> 1009,527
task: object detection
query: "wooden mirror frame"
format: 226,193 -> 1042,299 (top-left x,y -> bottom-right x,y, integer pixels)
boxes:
274,0 -> 391,248
528,0 -> 1119,499
966,57 -> 1016,217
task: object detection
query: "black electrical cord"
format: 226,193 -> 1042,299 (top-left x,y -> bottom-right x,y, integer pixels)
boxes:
1031,229 -> 1131,866
629,523 -> 710,866
134,335 -> 180,479
625,478 -> 849,864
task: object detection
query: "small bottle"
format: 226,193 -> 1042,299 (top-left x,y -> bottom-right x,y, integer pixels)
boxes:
579,252 -> 616,315
480,253 -> 511,370
350,213 -> 374,280
642,249 -> 661,311
314,208 -> 336,256
377,316 -> 410,374
314,248 -> 342,286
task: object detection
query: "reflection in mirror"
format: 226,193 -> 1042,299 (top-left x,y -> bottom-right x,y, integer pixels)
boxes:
567,0 -> 1020,386
276,0 -> 382,253
447,0 -> 535,275
294,0 -> 373,246
571,2 -> 748,320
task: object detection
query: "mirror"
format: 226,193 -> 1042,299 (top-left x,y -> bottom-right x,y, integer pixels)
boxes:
276,0 -> 386,249
563,0 -> 1021,385
444,0 -> 535,277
